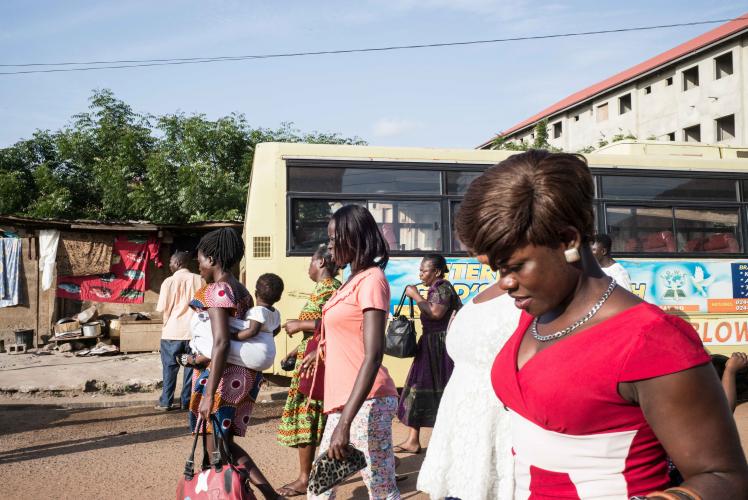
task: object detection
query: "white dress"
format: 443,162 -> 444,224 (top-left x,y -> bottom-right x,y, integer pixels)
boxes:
417,292 -> 521,500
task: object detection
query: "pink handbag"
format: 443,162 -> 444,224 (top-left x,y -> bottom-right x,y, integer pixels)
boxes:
176,417 -> 257,500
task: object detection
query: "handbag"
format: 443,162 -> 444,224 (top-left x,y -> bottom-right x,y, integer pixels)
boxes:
308,445 -> 367,495
176,416 -> 257,500
298,322 -> 325,401
384,289 -> 417,358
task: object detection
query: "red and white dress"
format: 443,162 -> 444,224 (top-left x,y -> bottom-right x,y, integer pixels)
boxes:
491,302 -> 710,499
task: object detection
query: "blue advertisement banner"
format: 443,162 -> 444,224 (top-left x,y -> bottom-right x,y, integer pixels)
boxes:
383,257 -> 748,314
379,257 -> 748,345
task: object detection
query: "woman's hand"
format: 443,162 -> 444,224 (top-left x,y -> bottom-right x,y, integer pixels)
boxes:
327,421 -> 351,460
198,393 -> 214,422
404,285 -> 422,300
725,352 -> 748,374
283,320 -> 303,336
299,349 -> 317,378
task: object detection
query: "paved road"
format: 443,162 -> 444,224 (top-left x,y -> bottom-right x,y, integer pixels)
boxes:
0,399 -> 429,499
2,398 -> 747,499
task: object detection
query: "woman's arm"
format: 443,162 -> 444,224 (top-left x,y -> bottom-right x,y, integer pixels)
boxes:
198,307 -> 231,421
327,308 -> 387,460
404,285 -> 448,320
626,364 -> 748,498
283,319 -> 318,336
723,352 -> 747,413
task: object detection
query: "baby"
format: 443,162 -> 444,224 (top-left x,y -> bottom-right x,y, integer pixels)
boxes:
182,273 -> 284,372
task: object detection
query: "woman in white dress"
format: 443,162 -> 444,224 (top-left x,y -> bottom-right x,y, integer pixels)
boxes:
417,279 -> 520,500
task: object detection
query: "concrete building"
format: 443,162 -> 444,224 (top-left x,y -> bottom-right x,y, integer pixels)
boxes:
480,15 -> 748,152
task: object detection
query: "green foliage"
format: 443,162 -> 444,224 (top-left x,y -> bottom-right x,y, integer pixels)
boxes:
0,90 -> 365,222
491,120 -> 561,153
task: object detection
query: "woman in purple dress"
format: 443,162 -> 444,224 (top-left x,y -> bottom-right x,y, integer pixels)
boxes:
395,254 -> 462,454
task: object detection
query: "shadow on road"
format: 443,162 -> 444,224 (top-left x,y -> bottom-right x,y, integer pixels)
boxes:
0,423 -> 189,465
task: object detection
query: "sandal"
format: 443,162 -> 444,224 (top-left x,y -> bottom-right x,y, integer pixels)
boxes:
276,484 -> 306,497
176,353 -> 200,368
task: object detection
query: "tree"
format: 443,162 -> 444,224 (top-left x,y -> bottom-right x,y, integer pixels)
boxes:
0,89 -> 366,222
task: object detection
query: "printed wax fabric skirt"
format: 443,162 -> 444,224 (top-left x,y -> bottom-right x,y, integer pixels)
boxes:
277,334 -> 326,447
189,364 -> 259,437
397,329 -> 454,428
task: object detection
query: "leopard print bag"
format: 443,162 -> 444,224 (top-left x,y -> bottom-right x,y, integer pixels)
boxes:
307,445 -> 367,495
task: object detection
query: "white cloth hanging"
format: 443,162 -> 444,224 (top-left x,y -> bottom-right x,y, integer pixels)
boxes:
38,229 -> 60,291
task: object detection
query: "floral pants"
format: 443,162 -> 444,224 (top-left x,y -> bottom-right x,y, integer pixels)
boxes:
309,396 -> 400,500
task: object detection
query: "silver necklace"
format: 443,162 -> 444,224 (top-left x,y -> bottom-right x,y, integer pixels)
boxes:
531,278 -> 617,342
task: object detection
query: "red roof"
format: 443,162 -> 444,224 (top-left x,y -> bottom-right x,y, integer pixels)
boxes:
482,14 -> 748,146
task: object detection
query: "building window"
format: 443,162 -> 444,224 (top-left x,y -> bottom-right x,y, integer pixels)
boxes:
682,66 -> 699,91
597,103 -> 609,122
665,76 -> 673,86
716,114 -> 736,142
715,52 -> 733,80
553,122 -> 562,139
574,114 -> 580,122
666,132 -> 675,141
618,94 -> 632,114
683,124 -> 701,142
644,86 -> 652,94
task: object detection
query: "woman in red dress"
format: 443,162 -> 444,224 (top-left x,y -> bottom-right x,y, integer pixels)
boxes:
455,150 -> 747,499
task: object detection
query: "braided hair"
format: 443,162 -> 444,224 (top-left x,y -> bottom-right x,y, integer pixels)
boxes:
197,228 -> 244,271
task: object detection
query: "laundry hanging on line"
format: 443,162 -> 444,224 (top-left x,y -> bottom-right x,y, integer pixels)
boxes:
56,231 -> 114,277
38,229 -> 60,291
56,234 -> 162,304
0,237 -> 22,308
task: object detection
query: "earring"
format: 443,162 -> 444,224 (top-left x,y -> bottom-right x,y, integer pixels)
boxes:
564,247 -> 581,263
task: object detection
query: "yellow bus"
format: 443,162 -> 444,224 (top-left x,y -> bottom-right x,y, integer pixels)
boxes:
243,141 -> 748,385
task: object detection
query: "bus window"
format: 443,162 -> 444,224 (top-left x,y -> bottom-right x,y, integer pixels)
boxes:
450,201 -> 468,252
369,200 -> 441,251
675,208 -> 740,253
287,167 -> 440,194
446,171 -> 481,194
601,175 -> 737,202
290,199 -> 361,251
606,206 -> 675,253
289,198 -> 442,252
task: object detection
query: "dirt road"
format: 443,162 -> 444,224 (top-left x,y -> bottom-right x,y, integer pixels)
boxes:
0,399 -> 429,499
2,398 -> 747,499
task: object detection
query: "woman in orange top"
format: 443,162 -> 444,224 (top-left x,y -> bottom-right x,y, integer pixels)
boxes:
303,205 -> 400,500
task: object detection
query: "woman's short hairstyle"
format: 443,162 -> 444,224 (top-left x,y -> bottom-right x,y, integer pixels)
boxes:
456,149 -> 594,269
331,205 -> 389,270
313,243 -> 340,275
423,254 -> 449,277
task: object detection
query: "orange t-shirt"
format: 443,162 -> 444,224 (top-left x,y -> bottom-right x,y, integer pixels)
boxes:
321,266 -> 398,413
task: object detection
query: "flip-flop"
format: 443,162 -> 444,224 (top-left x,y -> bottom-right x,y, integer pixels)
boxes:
276,484 -> 306,497
393,445 -> 421,455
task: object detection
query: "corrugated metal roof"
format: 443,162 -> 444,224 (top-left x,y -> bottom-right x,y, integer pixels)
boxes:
479,14 -> 748,148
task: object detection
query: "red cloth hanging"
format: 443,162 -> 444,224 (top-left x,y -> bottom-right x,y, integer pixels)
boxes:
56,234 -> 162,304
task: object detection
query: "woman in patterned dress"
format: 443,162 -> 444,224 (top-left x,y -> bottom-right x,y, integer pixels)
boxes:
395,254 -> 461,454
188,228 -> 283,500
275,244 -> 340,497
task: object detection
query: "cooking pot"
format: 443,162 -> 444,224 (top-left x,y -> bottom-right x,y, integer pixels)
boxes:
82,321 -> 103,337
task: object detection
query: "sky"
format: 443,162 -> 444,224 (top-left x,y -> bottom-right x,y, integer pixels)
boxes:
1,1 -> 747,149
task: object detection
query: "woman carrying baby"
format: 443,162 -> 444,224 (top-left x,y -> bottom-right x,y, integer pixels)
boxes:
186,228 -> 284,500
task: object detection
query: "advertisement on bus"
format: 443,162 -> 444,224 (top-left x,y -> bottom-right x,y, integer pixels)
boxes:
386,257 -> 748,346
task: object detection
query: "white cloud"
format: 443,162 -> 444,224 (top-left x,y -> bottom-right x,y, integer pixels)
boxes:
372,118 -> 421,137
